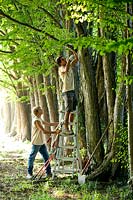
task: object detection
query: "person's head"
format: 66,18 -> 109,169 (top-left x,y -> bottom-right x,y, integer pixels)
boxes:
32,106 -> 43,117
56,56 -> 67,66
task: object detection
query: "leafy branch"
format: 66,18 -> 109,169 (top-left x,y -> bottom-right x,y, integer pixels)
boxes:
0,64 -> 18,95
38,6 -> 62,28
0,30 -> 6,36
0,9 -> 59,41
0,49 -> 13,54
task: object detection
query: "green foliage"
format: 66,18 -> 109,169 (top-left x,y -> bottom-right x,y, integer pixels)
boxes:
1,154 -> 132,200
112,124 -> 128,169
80,147 -> 87,158
30,191 -> 56,200
106,185 -> 131,200
0,0 -> 133,98
0,0 -> 65,100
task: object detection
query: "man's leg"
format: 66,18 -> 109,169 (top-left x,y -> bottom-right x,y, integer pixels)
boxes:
69,91 -> 77,131
69,112 -> 74,131
63,93 -> 70,131
39,144 -> 51,175
27,145 -> 39,175
64,111 -> 70,131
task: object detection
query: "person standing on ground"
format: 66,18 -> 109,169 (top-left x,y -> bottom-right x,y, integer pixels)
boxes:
56,48 -> 78,133
27,106 -> 59,179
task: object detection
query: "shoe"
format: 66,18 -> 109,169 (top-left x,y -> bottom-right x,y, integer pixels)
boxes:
26,174 -> 32,179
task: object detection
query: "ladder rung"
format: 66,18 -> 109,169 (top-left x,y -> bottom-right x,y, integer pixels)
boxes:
53,169 -> 78,173
58,145 -> 76,149
69,122 -> 77,125
55,157 -> 78,162
60,133 -> 76,137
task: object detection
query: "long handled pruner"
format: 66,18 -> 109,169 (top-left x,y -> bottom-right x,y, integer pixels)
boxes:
78,120 -> 113,184
81,119 -> 113,175
32,133 -> 59,181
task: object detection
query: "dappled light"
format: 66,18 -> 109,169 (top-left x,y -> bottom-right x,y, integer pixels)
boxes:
1,0 -> 133,199
0,132 -> 30,158
0,89 -> 30,158
0,89 -> 9,135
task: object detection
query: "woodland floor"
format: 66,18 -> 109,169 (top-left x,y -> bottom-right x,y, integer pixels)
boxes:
0,134 -> 133,200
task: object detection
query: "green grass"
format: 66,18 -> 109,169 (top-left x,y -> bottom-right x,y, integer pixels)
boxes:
0,144 -> 133,200
1,170 -> 133,200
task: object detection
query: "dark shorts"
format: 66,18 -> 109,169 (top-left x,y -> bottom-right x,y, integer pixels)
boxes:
62,90 -> 77,112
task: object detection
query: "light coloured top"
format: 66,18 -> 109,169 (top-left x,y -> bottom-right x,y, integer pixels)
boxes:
31,116 -> 45,145
59,66 -> 74,93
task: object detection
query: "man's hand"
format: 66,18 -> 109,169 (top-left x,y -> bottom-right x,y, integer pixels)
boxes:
55,129 -> 61,134
67,44 -> 74,50
51,128 -> 61,134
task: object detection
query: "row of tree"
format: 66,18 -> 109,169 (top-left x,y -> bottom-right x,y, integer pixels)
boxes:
0,0 -> 133,183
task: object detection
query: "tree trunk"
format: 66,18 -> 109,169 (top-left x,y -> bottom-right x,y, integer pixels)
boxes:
43,75 -> 59,146
102,54 -> 116,150
96,54 -> 108,130
43,75 -> 58,123
33,76 -> 39,106
0,95 -> 12,134
127,53 -> 133,181
16,102 -> 31,141
36,74 -> 51,150
14,82 -> 31,141
111,55 -> 126,178
76,22 -> 104,165
79,47 -> 104,165
126,3 -> 133,186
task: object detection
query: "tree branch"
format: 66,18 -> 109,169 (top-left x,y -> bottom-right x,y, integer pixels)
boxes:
0,64 -> 19,95
0,49 -> 13,54
0,66 -> 18,80
0,30 -> 6,36
0,9 -> 59,41
38,6 -> 62,29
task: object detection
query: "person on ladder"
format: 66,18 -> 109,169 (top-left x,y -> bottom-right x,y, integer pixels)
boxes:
56,47 -> 78,133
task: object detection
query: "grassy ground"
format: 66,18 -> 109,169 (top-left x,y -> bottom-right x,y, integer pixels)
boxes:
0,135 -> 133,200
